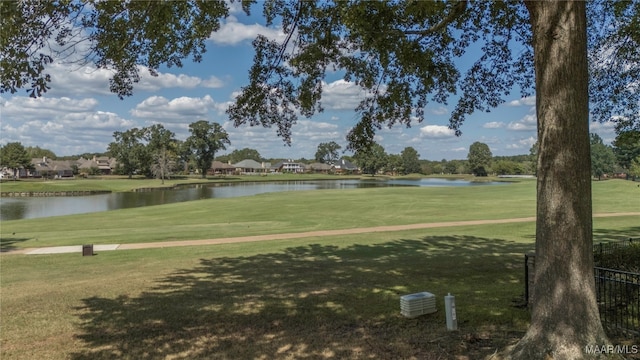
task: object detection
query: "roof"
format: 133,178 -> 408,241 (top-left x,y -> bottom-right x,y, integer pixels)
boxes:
308,162 -> 332,170
211,161 -> 235,169
233,159 -> 265,169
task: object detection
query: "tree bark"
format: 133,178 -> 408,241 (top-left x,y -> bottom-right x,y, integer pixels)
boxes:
506,1 -> 611,359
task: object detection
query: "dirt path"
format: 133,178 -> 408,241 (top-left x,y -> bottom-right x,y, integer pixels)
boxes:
4,212 -> 639,255
117,212 -> 640,250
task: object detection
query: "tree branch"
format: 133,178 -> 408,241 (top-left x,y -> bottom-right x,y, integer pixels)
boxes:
403,0 -> 468,35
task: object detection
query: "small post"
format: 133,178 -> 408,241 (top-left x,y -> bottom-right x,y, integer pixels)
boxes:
82,244 -> 93,256
445,293 -> 457,331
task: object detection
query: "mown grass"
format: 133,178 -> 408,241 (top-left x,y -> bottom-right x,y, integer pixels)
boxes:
2,216 -> 638,360
1,179 -> 638,359
2,179 -> 638,251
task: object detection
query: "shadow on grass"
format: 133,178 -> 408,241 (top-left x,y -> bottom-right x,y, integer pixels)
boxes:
0,237 -> 31,252
71,235 -> 534,359
593,226 -> 640,244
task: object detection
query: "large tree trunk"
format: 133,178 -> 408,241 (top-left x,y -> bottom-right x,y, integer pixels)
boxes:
506,1 -> 611,359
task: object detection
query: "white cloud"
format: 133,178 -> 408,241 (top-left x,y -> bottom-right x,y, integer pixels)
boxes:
137,72 -> 224,91
429,106 -> 448,115
507,113 -> 537,131
506,136 -> 537,150
419,125 -> 456,139
46,63 -> 223,97
0,96 -> 134,156
130,95 -> 219,121
483,121 -> 505,129
209,16 -> 286,45
321,80 -> 368,110
1,96 -> 99,120
507,96 -> 536,107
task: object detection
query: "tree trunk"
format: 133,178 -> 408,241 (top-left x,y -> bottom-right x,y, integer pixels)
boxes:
507,1 -> 611,359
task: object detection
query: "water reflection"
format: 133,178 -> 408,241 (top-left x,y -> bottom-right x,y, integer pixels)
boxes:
0,179 -> 503,220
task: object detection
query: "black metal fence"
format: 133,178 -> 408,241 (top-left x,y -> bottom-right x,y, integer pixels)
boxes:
594,267 -> 640,335
524,238 -> 640,335
594,238 -> 636,259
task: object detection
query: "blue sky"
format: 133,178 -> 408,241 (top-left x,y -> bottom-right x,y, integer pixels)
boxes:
0,3 -> 617,161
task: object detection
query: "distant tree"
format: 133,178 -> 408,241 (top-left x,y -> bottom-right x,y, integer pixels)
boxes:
108,128 -> 146,179
144,124 -> 177,182
228,148 -> 261,163
0,142 -> 31,179
467,142 -> 492,176
442,160 -> 458,174
25,146 -> 56,160
590,133 -> 617,180
493,160 -> 525,176
630,156 -> 640,179
400,147 -> 421,175
185,121 -> 230,178
612,130 -> 640,175
354,143 -> 387,176
151,148 -> 173,184
314,141 -> 342,164
385,154 -> 403,175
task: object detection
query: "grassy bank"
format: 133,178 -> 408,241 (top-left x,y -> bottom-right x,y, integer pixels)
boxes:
2,179 -> 638,251
0,174 -> 365,193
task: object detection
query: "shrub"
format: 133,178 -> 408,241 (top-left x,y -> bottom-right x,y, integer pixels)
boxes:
594,242 -> 640,273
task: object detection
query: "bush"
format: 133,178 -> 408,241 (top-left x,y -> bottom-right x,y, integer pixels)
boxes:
594,241 -> 640,273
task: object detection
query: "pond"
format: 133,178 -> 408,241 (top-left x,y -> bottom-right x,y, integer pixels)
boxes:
0,178 -> 506,221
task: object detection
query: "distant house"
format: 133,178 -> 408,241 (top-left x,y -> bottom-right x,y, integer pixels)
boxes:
233,159 -> 271,174
272,160 -> 305,173
307,162 -> 332,174
209,161 -> 235,175
331,159 -> 359,174
29,157 -> 74,178
77,156 -> 116,175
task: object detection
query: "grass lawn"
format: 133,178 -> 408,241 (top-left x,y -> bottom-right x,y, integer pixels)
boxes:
1,179 -> 638,359
1,179 -> 638,250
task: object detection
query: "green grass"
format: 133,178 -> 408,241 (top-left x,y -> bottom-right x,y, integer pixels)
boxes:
1,179 -> 638,359
1,216 -> 637,360
2,179 -> 638,250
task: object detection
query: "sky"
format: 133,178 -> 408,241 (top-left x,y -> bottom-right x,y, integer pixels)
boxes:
0,3 -> 618,161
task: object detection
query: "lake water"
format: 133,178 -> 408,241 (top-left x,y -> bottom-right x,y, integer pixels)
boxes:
0,178 -> 505,220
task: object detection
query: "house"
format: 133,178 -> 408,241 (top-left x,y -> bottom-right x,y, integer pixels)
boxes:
29,157 -> 75,178
331,158 -> 359,174
272,160 -> 305,173
77,156 -> 116,175
307,162 -> 332,174
209,161 -> 235,175
233,159 -> 271,174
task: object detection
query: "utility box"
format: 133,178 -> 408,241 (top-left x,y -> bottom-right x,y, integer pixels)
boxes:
400,292 -> 436,318
82,244 -> 93,256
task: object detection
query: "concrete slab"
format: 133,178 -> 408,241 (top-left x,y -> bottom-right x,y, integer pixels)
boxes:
26,244 -> 120,255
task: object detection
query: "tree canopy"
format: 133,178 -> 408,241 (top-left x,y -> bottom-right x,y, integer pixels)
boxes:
467,141 -> 492,176
314,141 -> 342,164
185,120 -> 230,178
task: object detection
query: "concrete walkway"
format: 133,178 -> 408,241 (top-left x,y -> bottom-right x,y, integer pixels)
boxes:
5,212 -> 639,255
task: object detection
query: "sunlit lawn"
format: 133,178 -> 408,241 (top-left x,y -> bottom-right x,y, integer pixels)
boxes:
0,179 -> 638,359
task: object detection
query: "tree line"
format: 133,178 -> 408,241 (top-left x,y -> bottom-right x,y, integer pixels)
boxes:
4,130 -> 638,180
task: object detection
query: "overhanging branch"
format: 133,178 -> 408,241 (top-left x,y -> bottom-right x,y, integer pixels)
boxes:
403,0 -> 468,35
